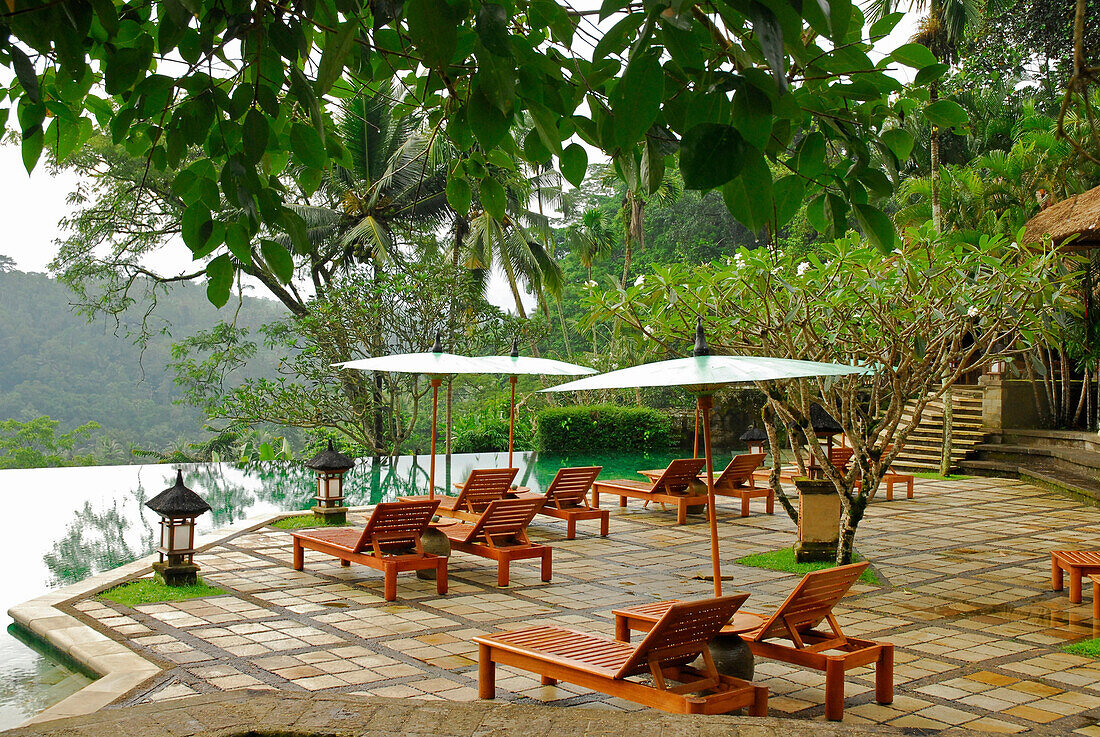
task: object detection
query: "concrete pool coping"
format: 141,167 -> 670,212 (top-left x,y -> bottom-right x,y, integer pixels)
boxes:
6,508 -> 351,726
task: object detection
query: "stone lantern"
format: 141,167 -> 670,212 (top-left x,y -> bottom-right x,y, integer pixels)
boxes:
739,425 -> 768,455
146,470 -> 211,586
806,404 -> 842,477
306,440 -> 355,524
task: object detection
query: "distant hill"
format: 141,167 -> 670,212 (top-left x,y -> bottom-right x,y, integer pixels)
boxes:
0,268 -> 288,456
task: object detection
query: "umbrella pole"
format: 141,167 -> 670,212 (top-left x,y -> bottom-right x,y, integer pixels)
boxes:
699,394 -> 722,597
430,377 -> 442,500
508,375 -> 517,468
693,405 -> 700,458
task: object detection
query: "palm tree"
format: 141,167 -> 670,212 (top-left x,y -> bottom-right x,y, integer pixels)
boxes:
567,208 -> 615,282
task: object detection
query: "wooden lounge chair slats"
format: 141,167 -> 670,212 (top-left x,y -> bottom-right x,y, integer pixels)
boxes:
291,500 -> 447,601
398,467 -> 518,522
709,453 -> 770,516
474,595 -> 768,716
443,498 -> 551,586
592,458 -> 708,525
515,465 -> 606,539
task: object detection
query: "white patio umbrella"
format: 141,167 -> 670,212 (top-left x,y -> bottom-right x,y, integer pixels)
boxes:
543,319 -> 874,597
479,338 -> 596,467
335,334 -> 508,499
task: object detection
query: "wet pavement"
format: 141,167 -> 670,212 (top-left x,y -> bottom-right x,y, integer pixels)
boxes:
55,477 -> 1100,733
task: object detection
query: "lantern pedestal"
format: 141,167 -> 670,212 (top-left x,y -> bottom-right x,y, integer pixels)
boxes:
153,558 -> 201,587
794,478 -> 840,563
311,504 -> 348,525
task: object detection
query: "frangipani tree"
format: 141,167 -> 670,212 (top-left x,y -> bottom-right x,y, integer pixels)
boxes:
583,226 -> 1078,563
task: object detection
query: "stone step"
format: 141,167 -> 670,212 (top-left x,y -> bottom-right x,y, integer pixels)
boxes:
987,429 -> 1100,453
971,444 -> 1100,478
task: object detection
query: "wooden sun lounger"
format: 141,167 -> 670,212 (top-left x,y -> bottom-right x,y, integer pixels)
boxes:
853,445 -> 915,500
442,498 -> 551,587
742,562 -> 892,721
474,595 -> 768,715
290,500 -> 446,601
510,466 -> 606,539
398,467 -> 518,523
592,458 -> 708,525
708,453 -> 770,517
1051,551 -> 1100,604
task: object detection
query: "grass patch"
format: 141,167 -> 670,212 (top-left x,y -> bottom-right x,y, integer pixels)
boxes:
735,547 -> 882,585
270,514 -> 349,530
100,578 -> 225,607
1064,639 -> 1100,659
910,471 -> 971,480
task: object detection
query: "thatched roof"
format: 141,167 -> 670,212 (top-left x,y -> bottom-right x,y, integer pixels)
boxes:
1023,185 -> 1100,249
146,470 -> 211,517
305,440 -> 355,472
739,425 -> 768,443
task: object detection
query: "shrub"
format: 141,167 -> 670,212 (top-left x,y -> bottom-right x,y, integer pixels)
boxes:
535,405 -> 672,452
453,398 -> 534,454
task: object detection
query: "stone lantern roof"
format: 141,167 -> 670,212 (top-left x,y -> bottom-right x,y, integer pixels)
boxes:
810,404 -> 842,435
739,425 -> 768,443
145,470 -> 211,517
305,440 -> 355,472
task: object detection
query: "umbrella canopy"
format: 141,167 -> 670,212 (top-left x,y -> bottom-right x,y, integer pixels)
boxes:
543,318 -> 873,597
480,338 -> 596,465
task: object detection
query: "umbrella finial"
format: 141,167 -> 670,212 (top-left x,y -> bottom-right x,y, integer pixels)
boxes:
510,336 -> 520,358
432,332 -> 443,353
693,317 -> 710,357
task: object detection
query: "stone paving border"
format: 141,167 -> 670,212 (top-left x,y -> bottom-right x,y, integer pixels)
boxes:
0,690 -> 991,737
6,508 -> 342,726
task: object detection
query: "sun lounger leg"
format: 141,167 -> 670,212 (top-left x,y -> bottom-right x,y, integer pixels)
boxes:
292,540 -> 304,571
1053,556 -> 1064,591
741,494 -> 750,517
1071,567 -> 1083,603
750,684 -> 768,717
619,495 -> 627,508
592,488 -> 600,508
615,616 -> 630,643
383,561 -> 397,601
600,512 -> 609,537
1094,579 -> 1099,621
885,480 -> 893,501
677,501 -> 687,525
340,559 -> 350,567
541,675 -> 557,686
498,560 -> 510,587
876,644 -> 894,704
825,657 -> 845,721
541,550 -> 552,582
478,644 -> 495,699
765,491 -> 774,515
566,518 -> 576,540
436,559 -> 448,595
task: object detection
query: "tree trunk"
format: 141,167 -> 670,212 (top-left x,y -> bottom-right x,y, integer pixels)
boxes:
835,494 -> 867,566
939,382 -> 953,476
763,405 -> 798,524
930,81 -> 943,233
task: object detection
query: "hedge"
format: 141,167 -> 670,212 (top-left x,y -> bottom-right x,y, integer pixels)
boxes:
535,405 -> 673,452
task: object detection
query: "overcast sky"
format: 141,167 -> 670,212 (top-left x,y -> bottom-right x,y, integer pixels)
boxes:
0,11 -> 919,314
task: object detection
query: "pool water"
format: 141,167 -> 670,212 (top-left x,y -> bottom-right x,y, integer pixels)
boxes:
0,448 -> 740,729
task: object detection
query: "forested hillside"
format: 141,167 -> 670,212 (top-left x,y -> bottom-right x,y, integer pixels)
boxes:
0,266 -> 287,461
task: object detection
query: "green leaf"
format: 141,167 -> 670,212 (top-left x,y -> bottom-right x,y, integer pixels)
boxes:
891,42 -> 937,69
405,0 -> 459,67
772,175 -> 805,229
480,177 -> 506,220
225,222 -> 253,264
870,11 -> 903,38
880,128 -> 913,161
610,49 -> 663,148
316,21 -> 359,95
559,143 -> 588,188
242,109 -> 269,163
732,83 -> 773,150
854,203 -> 897,253
290,123 -> 327,169
721,151 -> 772,233
446,174 -> 473,213
205,254 -> 234,308
21,125 -> 43,174
10,46 -> 40,104
281,210 -> 310,254
468,89 -> 510,148
924,99 -> 969,129
261,239 -> 294,283
477,3 -> 511,56
914,63 -> 949,86
182,205 -> 214,254
751,3 -> 786,93
794,131 -> 826,179
679,124 -> 747,190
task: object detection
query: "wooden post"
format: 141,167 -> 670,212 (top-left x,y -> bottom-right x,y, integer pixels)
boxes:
699,394 -> 722,597
430,377 -> 442,500
508,375 -> 518,468
693,405 -> 700,458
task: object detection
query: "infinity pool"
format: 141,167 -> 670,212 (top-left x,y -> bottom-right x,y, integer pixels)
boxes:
0,448 -> 713,729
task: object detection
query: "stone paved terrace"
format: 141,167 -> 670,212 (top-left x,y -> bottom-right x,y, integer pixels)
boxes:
14,476 -> 1100,734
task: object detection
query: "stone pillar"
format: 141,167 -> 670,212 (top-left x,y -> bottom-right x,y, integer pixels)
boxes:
794,478 -> 840,563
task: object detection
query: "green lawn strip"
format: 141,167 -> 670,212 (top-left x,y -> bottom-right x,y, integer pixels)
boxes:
910,472 -> 972,480
100,578 -> 225,607
1064,639 -> 1100,659
270,514 -> 350,530
735,547 -> 882,585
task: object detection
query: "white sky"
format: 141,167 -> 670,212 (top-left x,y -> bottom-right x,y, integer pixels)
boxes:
0,11 -> 920,315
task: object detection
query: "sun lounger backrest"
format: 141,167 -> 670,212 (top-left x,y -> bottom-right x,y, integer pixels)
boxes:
615,594 -> 749,678
465,498 -> 543,546
652,458 -> 706,493
456,467 -> 519,512
354,499 -> 439,553
753,562 -> 867,642
829,447 -> 854,472
716,453 -> 766,486
546,466 -> 602,505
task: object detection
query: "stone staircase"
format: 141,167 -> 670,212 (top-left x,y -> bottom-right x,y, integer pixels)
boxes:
890,387 -> 985,473
960,429 -> 1100,500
